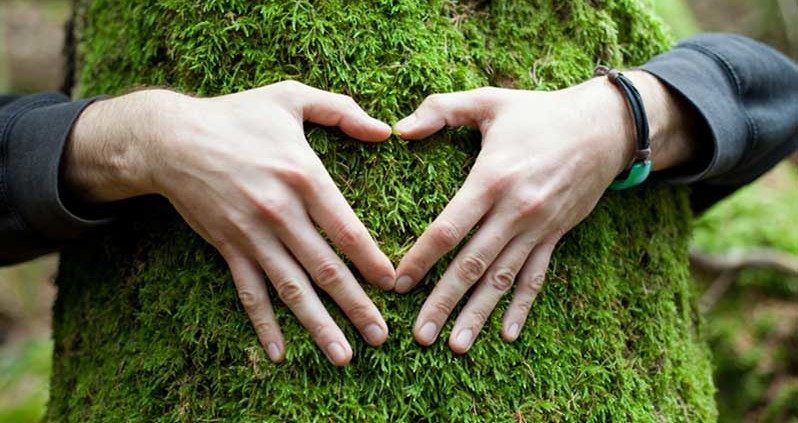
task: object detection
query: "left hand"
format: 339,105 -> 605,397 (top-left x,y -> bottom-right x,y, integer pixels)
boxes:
392,71 -> 696,353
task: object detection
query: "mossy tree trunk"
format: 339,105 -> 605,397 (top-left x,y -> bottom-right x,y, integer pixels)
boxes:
49,1 -> 716,421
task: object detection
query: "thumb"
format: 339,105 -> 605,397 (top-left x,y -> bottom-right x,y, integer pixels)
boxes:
299,85 -> 391,142
394,89 -> 497,140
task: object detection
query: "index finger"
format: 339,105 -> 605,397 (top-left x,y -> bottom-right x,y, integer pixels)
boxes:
305,173 -> 396,290
394,173 -> 493,293
394,88 -> 500,139
293,82 -> 392,142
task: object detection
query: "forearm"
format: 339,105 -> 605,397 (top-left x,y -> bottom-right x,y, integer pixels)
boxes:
62,89 -> 181,204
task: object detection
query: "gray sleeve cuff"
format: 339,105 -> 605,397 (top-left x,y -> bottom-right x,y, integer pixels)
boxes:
639,40 -> 750,185
640,33 -> 798,191
5,93 -> 111,242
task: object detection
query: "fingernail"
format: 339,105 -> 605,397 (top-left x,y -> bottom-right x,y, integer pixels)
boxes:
418,321 -> 438,344
455,329 -> 474,350
326,342 -> 347,364
508,323 -> 520,340
394,114 -> 417,134
380,275 -> 395,290
364,323 -> 385,344
395,275 -> 413,292
266,342 -> 281,362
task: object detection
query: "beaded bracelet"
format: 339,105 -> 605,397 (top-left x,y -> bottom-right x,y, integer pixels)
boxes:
593,65 -> 652,191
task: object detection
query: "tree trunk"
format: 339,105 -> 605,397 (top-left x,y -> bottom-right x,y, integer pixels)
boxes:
49,1 -> 716,421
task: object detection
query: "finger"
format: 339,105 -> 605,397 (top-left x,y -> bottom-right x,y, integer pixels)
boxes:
305,175 -> 396,290
412,215 -> 517,346
394,88 -> 498,139
251,233 -> 354,366
394,174 -> 493,293
501,236 -> 559,343
448,233 -> 536,354
226,252 -> 285,363
274,213 -> 389,346
293,83 -> 391,142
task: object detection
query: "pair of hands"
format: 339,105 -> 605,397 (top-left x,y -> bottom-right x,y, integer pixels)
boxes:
66,73 -> 694,366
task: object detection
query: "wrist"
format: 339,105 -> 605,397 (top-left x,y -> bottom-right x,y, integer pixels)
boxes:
577,70 -> 701,184
570,75 -> 637,181
620,71 -> 700,172
63,89 -> 180,203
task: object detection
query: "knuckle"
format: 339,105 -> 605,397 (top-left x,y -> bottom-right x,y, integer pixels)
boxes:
475,86 -> 500,102
338,94 -> 358,108
489,268 -> 516,292
485,171 -> 514,196
315,261 -> 344,289
345,302 -> 373,323
432,301 -> 454,317
253,320 -> 275,337
254,197 -> 290,226
514,193 -> 545,220
516,298 -> 534,314
274,165 -> 315,194
524,274 -> 546,293
429,220 -> 461,251
215,238 -> 236,258
475,86 -> 495,95
275,278 -> 306,305
423,94 -> 445,111
238,289 -> 263,310
331,221 -> 363,251
309,322 -> 338,344
456,254 -> 488,282
550,227 -> 566,242
471,308 -> 490,325
277,79 -> 303,92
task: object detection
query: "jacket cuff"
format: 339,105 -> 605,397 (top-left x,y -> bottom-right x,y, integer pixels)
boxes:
639,44 -> 750,185
4,93 -> 110,241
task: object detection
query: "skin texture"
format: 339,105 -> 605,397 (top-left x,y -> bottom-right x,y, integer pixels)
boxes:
394,70 -> 702,353
63,81 -> 396,366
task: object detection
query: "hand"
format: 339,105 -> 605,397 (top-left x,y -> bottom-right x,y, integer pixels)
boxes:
392,71 -> 702,353
63,81 -> 396,366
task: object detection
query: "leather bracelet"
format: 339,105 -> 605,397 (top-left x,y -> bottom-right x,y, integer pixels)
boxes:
593,65 -> 652,190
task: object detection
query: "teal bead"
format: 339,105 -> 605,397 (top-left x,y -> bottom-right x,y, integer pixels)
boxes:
609,160 -> 652,191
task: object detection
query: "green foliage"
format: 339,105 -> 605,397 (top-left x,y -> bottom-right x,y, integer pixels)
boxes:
693,164 -> 798,423
648,0 -> 700,39
0,339 -> 52,423
694,164 -> 798,256
51,1 -> 715,421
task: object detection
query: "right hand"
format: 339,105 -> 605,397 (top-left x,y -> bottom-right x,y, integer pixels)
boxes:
65,81 -> 396,366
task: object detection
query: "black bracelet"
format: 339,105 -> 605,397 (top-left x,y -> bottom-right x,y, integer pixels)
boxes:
593,65 -> 652,190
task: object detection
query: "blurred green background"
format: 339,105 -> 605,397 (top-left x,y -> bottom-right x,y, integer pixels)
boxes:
0,0 -> 796,422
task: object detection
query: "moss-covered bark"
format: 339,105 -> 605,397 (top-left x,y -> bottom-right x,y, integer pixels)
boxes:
49,1 -> 716,421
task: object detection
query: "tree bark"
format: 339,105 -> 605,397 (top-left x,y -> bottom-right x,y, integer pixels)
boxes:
49,1 -> 717,421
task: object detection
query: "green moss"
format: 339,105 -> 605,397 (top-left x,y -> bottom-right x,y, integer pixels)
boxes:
50,1 -> 715,421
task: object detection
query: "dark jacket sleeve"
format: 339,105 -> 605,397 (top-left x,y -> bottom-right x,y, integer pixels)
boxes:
0,92 -> 109,265
640,33 -> 798,213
